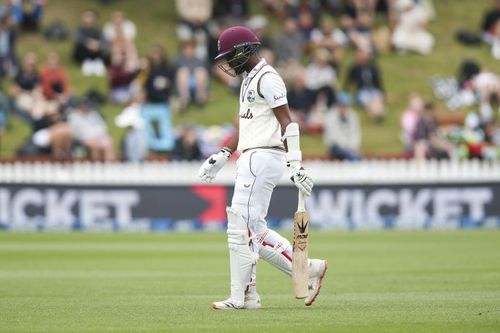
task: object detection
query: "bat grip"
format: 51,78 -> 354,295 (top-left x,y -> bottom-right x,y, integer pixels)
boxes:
297,190 -> 306,212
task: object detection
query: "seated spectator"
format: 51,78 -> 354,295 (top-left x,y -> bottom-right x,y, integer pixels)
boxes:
274,17 -> 305,66
108,50 -> 138,105
39,52 -> 70,107
72,10 -> 108,76
115,91 -> 148,162
10,52 -> 45,120
30,105 -> 73,160
483,120 -> 500,159
287,67 -> 315,128
10,0 -> 45,31
341,9 -> 376,54
0,13 -> 18,78
310,16 -> 348,69
323,92 -> 362,161
345,49 -> 385,121
175,0 -> 212,62
212,0 -> 249,23
473,71 -> 500,122
413,102 -> 451,160
174,40 -> 209,110
400,94 -> 425,153
68,98 -> 115,161
172,124 -> 202,161
304,48 -> 337,109
247,15 -> 274,64
0,91 -> 9,135
103,10 -> 139,73
481,0 -> 500,45
392,0 -> 434,55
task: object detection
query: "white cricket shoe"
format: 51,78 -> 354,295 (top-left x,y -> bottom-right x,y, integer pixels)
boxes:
305,259 -> 328,306
211,293 -> 261,310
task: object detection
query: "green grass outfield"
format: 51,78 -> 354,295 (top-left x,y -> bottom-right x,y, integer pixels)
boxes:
0,230 -> 499,333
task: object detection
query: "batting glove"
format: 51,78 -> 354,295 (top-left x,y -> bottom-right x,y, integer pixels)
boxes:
288,161 -> 314,196
198,148 -> 232,183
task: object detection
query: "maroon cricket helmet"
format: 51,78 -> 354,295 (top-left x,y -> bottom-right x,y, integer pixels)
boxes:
215,26 -> 261,77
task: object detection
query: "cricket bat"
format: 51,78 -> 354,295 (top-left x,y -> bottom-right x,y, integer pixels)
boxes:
292,190 -> 309,299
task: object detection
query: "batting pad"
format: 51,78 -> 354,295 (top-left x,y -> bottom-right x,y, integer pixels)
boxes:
226,207 -> 258,307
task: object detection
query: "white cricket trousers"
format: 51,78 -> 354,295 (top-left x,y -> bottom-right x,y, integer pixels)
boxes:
231,149 -> 294,287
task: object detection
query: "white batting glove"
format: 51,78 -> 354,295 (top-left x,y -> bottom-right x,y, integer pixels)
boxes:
198,148 -> 232,183
287,161 -> 314,196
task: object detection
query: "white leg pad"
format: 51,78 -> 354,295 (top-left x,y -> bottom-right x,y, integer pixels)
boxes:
226,207 -> 258,308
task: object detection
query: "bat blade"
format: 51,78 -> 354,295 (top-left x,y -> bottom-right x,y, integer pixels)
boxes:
292,210 -> 309,299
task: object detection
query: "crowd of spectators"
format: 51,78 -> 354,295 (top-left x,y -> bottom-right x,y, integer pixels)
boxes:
0,0 -> 499,162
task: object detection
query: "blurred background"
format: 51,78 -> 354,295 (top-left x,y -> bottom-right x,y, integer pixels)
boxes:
0,0 -> 500,231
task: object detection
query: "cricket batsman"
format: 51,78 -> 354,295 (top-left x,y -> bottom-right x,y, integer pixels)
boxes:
198,26 -> 328,310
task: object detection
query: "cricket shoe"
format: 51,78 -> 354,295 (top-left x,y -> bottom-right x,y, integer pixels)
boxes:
305,259 -> 328,306
212,293 -> 261,310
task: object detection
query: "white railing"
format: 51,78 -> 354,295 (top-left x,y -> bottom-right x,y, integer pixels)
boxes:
1,159 -> 499,185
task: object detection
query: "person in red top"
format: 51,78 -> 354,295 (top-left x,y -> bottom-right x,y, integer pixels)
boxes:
39,52 -> 70,103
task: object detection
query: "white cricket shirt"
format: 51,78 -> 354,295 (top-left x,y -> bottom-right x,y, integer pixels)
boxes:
237,59 -> 288,152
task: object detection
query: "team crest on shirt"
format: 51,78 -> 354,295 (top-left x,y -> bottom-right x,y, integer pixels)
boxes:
247,89 -> 256,103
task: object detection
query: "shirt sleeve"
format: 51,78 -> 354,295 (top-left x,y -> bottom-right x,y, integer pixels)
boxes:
259,72 -> 288,108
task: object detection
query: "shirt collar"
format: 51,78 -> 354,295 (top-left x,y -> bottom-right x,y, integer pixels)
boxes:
245,59 -> 267,80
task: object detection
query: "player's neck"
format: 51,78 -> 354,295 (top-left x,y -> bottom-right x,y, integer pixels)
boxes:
245,56 -> 262,73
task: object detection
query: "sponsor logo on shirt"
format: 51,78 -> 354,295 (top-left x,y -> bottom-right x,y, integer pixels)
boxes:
247,89 -> 256,103
273,93 -> 285,101
240,108 -> 253,119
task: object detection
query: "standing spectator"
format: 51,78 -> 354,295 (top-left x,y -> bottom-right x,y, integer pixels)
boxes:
144,45 -> 173,104
392,0 -> 434,55
142,45 -> 175,153
273,17 -> 305,66
39,52 -> 70,108
174,40 -> 209,110
103,10 -> 138,72
400,94 -> 425,153
323,92 -> 362,161
10,0 -> 46,31
68,98 -> 115,161
345,49 -> 385,121
72,10 -> 108,76
172,124 -> 202,161
0,13 -> 17,78
413,102 -> 450,160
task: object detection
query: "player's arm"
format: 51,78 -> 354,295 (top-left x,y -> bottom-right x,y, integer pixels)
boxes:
225,118 -> 239,153
198,116 -> 239,183
272,105 -> 313,196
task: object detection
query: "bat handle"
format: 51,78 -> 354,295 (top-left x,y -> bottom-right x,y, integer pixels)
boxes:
297,190 -> 306,212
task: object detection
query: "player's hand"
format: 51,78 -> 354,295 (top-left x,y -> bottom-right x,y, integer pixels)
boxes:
198,148 -> 232,183
287,161 -> 314,196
